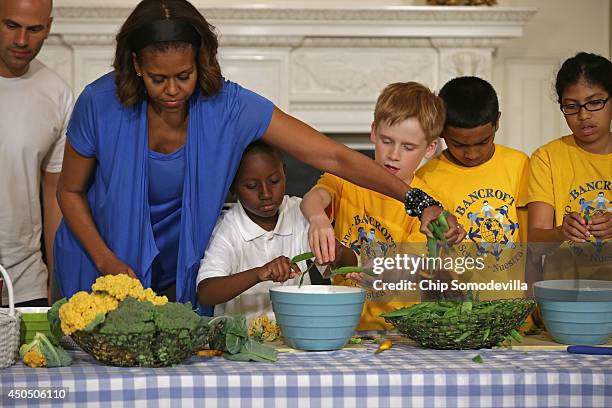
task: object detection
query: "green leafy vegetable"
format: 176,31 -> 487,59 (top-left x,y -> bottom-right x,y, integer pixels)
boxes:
19,332 -> 72,368
472,354 -> 483,364
48,298 -> 67,345
208,316 -> 277,362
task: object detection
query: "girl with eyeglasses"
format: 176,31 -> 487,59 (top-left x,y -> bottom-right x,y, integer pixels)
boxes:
526,52 -> 611,280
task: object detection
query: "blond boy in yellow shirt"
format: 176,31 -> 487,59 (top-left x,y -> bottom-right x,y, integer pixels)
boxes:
300,82 -> 466,331
415,77 -> 529,300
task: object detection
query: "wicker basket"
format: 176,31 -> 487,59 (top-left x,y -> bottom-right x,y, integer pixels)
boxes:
0,264 -> 21,368
384,299 -> 535,350
70,324 -> 209,367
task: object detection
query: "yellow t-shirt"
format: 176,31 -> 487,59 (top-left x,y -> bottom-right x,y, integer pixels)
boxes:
527,135 -> 612,279
315,173 -> 430,331
416,144 -> 530,300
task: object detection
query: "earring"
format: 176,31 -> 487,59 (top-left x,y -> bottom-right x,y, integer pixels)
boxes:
136,72 -> 142,77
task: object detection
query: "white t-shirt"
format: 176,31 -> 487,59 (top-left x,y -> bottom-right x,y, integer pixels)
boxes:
0,60 -> 73,305
197,196 -> 314,321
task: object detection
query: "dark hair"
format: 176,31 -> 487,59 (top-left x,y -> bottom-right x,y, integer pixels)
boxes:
555,52 -> 612,103
240,140 -> 284,165
113,0 -> 222,106
230,141 -> 285,194
439,76 -> 499,129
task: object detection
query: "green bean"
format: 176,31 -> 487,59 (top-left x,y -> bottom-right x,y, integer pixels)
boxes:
454,331 -> 471,342
427,236 -> 438,259
460,301 -> 472,314
436,210 -> 450,232
291,251 -> 315,264
331,266 -> 377,277
482,328 -> 491,341
509,329 -> 523,343
297,262 -> 316,288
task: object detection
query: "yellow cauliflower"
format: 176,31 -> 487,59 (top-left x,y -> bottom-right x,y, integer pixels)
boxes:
141,288 -> 168,306
59,275 -> 169,335
59,292 -> 119,335
92,275 -> 168,305
248,315 -> 281,342
23,350 -> 46,368
92,274 -> 144,301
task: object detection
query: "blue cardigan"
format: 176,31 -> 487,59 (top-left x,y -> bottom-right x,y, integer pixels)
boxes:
53,73 -> 274,314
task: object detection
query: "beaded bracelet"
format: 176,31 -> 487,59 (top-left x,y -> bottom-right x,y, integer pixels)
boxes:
404,188 -> 442,218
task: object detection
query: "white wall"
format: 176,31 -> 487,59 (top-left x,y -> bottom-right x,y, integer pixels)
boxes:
492,0 -> 610,154
50,0 -> 611,155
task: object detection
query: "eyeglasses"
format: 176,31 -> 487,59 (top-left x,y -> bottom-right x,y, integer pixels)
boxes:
560,97 -> 609,115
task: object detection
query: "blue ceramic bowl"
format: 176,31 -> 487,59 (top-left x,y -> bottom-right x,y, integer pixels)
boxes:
534,280 -> 612,345
270,285 -> 365,351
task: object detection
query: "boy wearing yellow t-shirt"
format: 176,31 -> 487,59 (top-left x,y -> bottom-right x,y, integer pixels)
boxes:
300,82 -> 465,331
415,76 -> 529,300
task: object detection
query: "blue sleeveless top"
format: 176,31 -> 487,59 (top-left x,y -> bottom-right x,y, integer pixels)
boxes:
148,145 -> 185,293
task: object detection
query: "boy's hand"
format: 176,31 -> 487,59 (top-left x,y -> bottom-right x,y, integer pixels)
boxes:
419,206 -> 466,244
588,212 -> 612,239
308,214 -> 336,264
258,256 -> 301,283
562,212 -> 590,242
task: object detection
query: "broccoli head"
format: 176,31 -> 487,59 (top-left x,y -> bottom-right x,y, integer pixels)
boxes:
99,297 -> 156,335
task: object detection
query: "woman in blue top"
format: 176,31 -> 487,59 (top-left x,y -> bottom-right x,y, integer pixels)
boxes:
54,0 -> 463,313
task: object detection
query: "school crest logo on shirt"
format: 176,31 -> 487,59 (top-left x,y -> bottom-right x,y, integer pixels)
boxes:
454,188 -> 523,272
565,180 -> 611,255
339,214 -> 398,300
340,214 -> 397,261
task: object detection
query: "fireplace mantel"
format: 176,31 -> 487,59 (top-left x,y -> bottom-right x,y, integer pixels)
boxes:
41,5 -> 536,133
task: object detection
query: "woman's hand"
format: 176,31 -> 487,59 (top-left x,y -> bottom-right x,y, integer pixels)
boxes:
420,206 -> 466,244
442,213 -> 466,245
97,254 -> 137,278
258,256 -> 301,283
308,213 -> 336,264
588,212 -> 612,240
562,212 -> 590,242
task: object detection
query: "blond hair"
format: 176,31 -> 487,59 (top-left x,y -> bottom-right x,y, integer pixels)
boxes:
374,82 -> 446,143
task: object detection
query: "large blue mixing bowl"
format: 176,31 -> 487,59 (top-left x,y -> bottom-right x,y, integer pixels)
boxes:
270,285 -> 365,351
534,280 -> 612,345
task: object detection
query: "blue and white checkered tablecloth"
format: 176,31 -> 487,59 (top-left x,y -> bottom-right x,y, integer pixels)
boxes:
1,341 -> 611,408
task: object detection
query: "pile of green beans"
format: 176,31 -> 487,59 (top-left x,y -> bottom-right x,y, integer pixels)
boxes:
380,299 -> 534,349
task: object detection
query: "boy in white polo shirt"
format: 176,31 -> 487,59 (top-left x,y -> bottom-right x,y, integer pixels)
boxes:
196,141 -> 355,320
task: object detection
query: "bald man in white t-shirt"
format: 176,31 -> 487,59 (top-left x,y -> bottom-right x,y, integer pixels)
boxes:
0,0 -> 73,307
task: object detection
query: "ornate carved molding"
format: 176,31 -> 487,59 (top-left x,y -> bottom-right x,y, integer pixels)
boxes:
430,38 -> 505,48
291,51 -> 436,97
56,34 -> 116,47
53,6 -> 536,23
48,33 -> 505,49
221,37 -> 435,48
